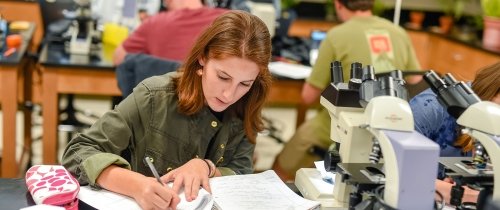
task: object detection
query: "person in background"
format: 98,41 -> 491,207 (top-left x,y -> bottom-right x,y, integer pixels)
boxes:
63,11 -> 272,210
137,8 -> 150,22
207,0 -> 251,11
411,62 -> 500,205
112,0 -> 227,65
272,0 -> 422,181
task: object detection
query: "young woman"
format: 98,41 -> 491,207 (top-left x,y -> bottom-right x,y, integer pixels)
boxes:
62,11 -> 272,209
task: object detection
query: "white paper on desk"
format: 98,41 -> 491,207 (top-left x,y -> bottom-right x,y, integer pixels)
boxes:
78,184 -> 213,210
269,61 -> 312,79
314,161 -> 335,184
210,170 -> 320,210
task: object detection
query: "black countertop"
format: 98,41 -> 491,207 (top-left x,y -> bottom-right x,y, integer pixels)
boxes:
0,178 -> 96,209
38,42 -> 116,70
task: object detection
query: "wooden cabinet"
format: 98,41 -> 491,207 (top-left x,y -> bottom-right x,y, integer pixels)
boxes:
408,30 -> 500,81
407,30 -> 431,69
288,19 -> 336,38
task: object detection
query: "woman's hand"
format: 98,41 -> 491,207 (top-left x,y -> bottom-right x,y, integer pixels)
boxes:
97,165 -> 181,210
161,158 -> 211,202
435,179 -> 479,205
132,177 -> 180,210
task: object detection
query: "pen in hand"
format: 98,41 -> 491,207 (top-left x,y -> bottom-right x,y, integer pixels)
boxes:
144,156 -> 164,186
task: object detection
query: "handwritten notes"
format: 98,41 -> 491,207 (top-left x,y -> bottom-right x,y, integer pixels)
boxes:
78,184 -> 213,210
210,170 -> 320,210
78,170 -> 319,210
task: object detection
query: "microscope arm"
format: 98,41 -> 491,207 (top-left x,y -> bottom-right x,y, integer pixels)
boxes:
457,101 -> 500,201
363,96 -> 440,210
467,131 -> 500,200
367,128 -> 440,210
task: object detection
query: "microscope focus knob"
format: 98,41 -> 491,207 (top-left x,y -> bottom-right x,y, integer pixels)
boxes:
324,149 -> 341,172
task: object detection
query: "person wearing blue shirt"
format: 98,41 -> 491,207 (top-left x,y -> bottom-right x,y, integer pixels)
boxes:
410,88 -> 469,157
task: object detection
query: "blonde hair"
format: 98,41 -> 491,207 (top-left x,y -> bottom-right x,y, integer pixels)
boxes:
173,11 -> 272,143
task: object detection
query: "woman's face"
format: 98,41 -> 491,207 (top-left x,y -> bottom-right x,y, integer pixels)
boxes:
199,56 -> 259,112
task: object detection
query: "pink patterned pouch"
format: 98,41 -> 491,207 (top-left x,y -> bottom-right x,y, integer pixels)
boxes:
25,165 -> 80,210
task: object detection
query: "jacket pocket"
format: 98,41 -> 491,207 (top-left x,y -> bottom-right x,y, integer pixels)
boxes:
144,148 -> 182,176
143,130 -> 194,175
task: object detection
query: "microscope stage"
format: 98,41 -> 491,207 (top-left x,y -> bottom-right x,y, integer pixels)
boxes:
439,157 -> 493,184
337,163 -> 385,186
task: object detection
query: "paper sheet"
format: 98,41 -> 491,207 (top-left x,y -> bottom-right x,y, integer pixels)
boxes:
78,184 -> 213,210
210,170 -> 320,210
78,171 -> 318,210
314,161 -> 336,185
269,61 -> 312,79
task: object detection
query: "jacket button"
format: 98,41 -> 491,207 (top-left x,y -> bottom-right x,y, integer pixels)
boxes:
166,167 -> 173,172
148,157 -> 154,163
220,144 -> 225,149
217,156 -> 224,164
211,121 -> 217,127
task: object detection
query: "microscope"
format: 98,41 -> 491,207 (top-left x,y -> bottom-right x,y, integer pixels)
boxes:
295,61 -> 440,209
63,0 -> 100,55
424,70 -> 500,208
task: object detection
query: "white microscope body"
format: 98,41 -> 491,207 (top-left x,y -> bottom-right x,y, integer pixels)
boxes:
360,96 -> 440,209
321,95 -> 440,210
423,70 -> 500,205
457,101 -> 500,200
424,70 -> 500,209
64,0 -> 99,55
296,62 -> 440,210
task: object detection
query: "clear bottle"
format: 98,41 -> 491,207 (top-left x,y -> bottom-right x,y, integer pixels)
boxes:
0,14 -> 7,50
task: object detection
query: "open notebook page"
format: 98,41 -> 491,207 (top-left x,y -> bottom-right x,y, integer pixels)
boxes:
78,184 -> 213,210
210,170 -> 320,210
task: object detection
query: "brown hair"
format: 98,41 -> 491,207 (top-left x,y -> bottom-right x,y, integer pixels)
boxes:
471,61 -> 500,101
338,0 -> 374,11
173,11 -> 272,143
455,61 -> 500,151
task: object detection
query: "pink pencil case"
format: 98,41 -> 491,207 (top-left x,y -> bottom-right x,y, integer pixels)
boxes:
25,165 -> 80,210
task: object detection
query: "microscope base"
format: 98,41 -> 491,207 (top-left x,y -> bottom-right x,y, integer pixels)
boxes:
295,168 -> 348,210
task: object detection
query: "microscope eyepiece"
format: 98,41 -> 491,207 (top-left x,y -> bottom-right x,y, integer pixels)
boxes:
350,62 -> 363,80
331,61 -> 344,84
423,70 -> 481,119
379,76 -> 396,97
424,70 -> 447,93
443,73 -> 459,86
361,65 -> 375,82
390,70 -> 403,81
321,61 -> 362,108
390,70 -> 405,85
348,62 -> 362,90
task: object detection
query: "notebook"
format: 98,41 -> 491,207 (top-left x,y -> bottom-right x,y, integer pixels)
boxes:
78,170 -> 320,210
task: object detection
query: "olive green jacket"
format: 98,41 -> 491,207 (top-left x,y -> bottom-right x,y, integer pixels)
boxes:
62,72 -> 255,187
